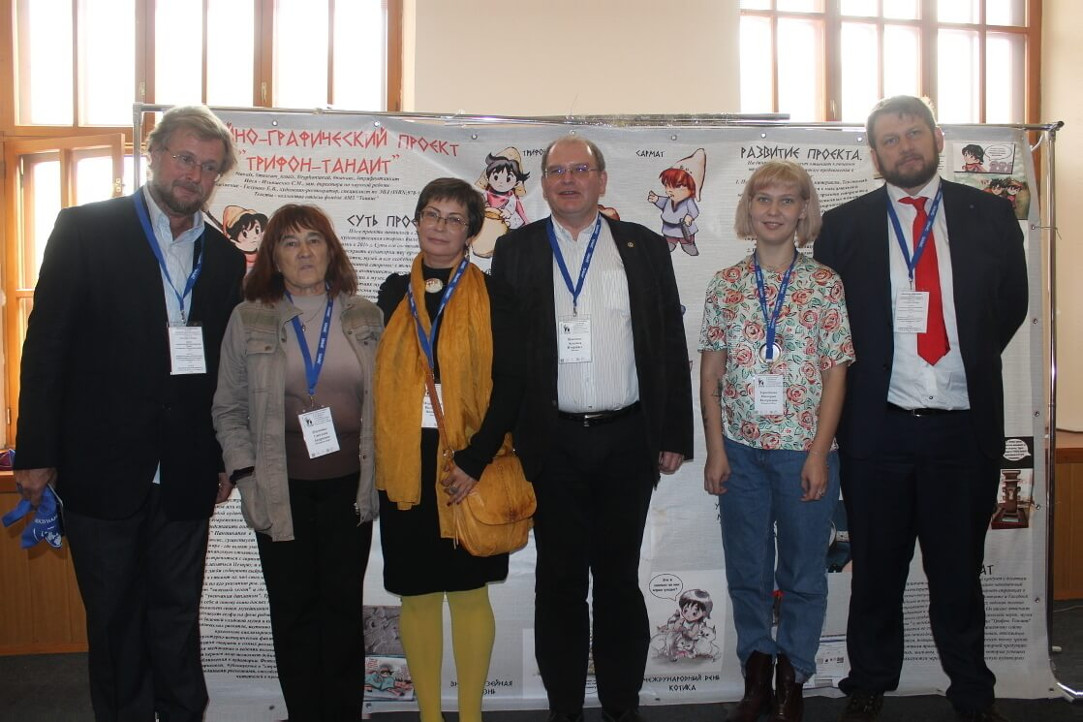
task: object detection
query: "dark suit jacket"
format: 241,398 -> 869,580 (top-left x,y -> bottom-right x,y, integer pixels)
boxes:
15,193 -> 245,520
490,216 -> 694,482
814,180 -> 1028,459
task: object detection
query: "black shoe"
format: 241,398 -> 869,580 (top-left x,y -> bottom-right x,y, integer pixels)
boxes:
729,651 -> 774,722
602,708 -> 644,722
548,711 -> 584,722
956,705 -> 1010,722
838,690 -> 883,722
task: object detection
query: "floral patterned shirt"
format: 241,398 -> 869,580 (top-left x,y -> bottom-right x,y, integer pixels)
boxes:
698,253 -> 855,451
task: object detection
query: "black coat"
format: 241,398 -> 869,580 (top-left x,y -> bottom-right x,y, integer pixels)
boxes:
813,180 -> 1029,459
490,216 -> 694,482
15,193 -> 245,520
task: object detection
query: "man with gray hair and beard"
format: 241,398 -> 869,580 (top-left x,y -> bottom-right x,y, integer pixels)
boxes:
13,105 -> 245,721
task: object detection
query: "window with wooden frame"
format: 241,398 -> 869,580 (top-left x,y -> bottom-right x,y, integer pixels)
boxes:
0,0 -> 403,445
739,0 -> 1040,124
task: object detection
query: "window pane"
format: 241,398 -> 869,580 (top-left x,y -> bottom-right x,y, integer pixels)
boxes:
155,0 -> 203,105
740,15 -> 775,114
986,33 -> 1025,123
777,18 -> 824,120
28,159 -> 61,287
840,0 -> 877,18
274,0 -> 329,108
80,0 -> 135,125
332,0 -> 386,110
938,29 -> 980,122
938,0 -> 979,23
883,25 -> 921,98
740,0 -> 771,9
840,22 -> 879,123
778,0 -> 824,11
17,0 -> 74,124
207,0 -> 255,106
74,155 -> 120,207
986,0 -> 1025,26
883,0 -> 919,20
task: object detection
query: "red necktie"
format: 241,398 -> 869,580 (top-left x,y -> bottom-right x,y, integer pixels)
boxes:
900,195 -> 949,365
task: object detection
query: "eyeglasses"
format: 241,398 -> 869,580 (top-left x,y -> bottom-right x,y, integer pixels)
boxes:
543,164 -> 599,178
417,208 -> 469,231
166,149 -> 222,177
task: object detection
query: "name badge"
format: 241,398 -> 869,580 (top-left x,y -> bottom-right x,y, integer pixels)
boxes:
558,316 -> 592,364
168,326 -> 206,375
754,374 -> 785,415
895,290 -> 930,334
421,383 -> 443,429
299,407 -> 340,458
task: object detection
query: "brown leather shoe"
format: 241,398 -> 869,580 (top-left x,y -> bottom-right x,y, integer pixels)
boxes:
838,690 -> 884,721
727,651 -> 773,722
768,654 -> 803,721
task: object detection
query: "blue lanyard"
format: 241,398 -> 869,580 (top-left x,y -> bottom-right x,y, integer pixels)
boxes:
886,185 -> 943,286
134,191 -> 204,324
286,290 -> 334,402
406,255 -> 470,371
752,250 -> 798,361
546,215 -> 602,315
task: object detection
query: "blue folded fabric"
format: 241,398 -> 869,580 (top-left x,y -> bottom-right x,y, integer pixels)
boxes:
2,485 -> 63,549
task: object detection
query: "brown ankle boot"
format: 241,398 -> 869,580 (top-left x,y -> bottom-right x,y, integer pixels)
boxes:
728,651 -> 773,722
769,654 -> 803,721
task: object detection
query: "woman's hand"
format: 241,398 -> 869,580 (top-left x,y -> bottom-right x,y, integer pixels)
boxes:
800,451 -> 829,502
703,449 -> 731,496
440,462 -> 479,506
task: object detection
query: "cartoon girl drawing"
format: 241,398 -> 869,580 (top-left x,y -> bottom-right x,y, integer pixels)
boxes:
472,147 -> 530,258
222,205 -> 268,271
650,588 -> 718,661
648,148 -> 706,257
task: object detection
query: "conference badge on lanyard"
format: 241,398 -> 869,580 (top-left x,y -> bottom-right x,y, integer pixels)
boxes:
168,326 -> 207,375
288,292 -> 339,458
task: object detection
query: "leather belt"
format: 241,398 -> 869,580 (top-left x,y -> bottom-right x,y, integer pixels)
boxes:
886,402 -> 965,417
558,401 -> 641,428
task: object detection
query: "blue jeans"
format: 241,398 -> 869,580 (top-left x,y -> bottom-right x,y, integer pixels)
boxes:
719,437 -> 841,681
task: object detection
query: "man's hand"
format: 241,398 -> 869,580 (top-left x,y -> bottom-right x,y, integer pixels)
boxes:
658,451 -> 684,475
215,472 -> 234,504
13,467 -> 56,508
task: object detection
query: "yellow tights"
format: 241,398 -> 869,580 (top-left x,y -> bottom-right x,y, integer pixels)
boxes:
399,586 -> 495,722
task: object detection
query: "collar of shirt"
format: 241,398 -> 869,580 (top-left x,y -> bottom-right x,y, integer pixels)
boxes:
140,184 -> 205,249
550,212 -> 602,246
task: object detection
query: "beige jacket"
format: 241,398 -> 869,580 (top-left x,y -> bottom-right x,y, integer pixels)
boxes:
213,294 -> 383,541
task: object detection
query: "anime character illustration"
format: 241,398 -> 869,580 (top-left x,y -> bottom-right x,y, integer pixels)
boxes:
365,663 -> 401,694
472,146 -> 530,258
985,176 -> 1031,220
650,588 -> 720,662
647,148 -> 706,256
364,658 -> 414,699
222,205 -> 268,271
961,143 -> 987,173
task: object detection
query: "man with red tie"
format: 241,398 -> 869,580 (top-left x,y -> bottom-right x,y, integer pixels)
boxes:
814,96 -> 1028,722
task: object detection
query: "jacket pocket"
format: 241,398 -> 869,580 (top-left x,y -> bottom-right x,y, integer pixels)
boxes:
236,473 -> 272,532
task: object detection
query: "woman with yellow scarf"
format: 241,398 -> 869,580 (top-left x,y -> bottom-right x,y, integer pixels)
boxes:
374,177 -> 524,722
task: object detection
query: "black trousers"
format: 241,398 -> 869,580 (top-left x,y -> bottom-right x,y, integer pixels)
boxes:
532,411 -> 655,716
65,485 -> 210,722
256,473 -> 373,722
838,409 -> 999,712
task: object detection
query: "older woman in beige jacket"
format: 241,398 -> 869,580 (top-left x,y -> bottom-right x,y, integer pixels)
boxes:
212,203 -> 382,722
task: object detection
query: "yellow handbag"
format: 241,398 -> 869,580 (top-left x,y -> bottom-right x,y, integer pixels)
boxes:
425,371 -> 535,557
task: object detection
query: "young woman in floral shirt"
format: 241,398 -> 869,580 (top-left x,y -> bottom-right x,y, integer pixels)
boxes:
699,160 -> 854,722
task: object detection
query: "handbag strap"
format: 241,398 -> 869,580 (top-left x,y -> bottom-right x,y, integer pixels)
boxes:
423,370 -> 455,465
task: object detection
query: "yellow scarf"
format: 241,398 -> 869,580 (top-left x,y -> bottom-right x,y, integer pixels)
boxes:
374,253 -> 500,534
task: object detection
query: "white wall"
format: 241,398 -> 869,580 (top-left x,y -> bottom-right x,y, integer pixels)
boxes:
1043,0 -> 1083,430
405,0 -> 741,116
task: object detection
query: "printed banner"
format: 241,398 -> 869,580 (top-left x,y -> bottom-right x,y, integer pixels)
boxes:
196,110 -> 1053,719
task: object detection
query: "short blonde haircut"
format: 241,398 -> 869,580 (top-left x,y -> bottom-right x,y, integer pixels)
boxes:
733,160 -> 823,246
